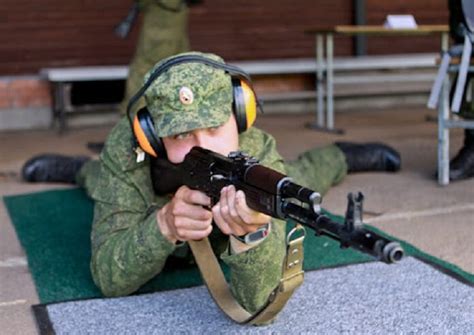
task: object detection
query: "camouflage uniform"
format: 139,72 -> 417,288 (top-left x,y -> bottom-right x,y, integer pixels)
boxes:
121,0 -> 190,114
285,145 -> 346,196
82,52 -> 347,314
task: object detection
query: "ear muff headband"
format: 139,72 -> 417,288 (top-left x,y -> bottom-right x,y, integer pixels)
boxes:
127,54 -> 260,129
127,54 -> 261,158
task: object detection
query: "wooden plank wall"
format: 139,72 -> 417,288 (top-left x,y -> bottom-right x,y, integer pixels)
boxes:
0,1 -> 137,75
188,0 -> 353,60
0,0 -> 447,76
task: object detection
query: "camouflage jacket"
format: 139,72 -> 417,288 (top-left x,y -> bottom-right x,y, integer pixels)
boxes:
89,117 -> 287,313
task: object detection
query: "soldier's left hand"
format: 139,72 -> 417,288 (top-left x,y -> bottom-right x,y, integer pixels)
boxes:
212,185 -> 271,236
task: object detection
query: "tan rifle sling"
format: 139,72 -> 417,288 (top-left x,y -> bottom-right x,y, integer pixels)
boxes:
188,224 -> 305,325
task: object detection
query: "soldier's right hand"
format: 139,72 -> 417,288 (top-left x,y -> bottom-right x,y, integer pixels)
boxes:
157,185 -> 213,244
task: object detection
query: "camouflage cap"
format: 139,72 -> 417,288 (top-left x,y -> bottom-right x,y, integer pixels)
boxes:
143,52 -> 233,137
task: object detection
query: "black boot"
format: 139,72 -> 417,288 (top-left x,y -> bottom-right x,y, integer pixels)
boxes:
21,154 -> 90,184
449,129 -> 474,181
87,141 -> 105,154
335,142 -> 401,173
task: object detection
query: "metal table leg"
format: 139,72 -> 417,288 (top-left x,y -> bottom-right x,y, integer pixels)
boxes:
317,33 -> 325,127
326,33 -> 335,130
52,82 -> 67,133
306,33 -> 343,133
438,74 -> 450,186
441,32 -> 449,53
306,34 -> 325,129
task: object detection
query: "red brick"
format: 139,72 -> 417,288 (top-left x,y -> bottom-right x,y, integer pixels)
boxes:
0,80 -> 13,108
7,79 -> 51,108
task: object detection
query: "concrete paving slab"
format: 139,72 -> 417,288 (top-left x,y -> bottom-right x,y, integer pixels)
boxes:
0,268 -> 39,303
0,303 -> 39,335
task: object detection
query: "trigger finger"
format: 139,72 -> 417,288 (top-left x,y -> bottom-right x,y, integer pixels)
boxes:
225,185 -> 239,220
235,190 -> 270,224
220,186 -> 239,225
212,203 -> 232,235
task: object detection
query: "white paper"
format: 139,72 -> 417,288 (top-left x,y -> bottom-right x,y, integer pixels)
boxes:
384,15 -> 418,29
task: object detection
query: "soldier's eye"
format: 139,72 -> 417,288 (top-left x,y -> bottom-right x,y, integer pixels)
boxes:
174,132 -> 191,140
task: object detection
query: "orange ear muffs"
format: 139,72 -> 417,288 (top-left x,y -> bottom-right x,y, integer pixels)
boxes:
127,55 -> 261,158
133,107 -> 166,158
232,78 -> 257,133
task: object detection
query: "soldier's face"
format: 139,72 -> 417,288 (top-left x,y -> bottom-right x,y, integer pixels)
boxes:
163,114 -> 239,164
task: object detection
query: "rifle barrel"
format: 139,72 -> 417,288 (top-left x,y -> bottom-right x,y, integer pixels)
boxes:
282,202 -> 404,264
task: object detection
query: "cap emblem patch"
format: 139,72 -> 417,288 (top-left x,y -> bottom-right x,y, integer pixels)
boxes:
179,86 -> 194,105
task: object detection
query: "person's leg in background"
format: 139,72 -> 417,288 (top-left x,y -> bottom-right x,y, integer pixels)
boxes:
449,75 -> 474,181
88,1 -> 191,153
444,0 -> 474,181
121,0 -> 190,114
285,143 -> 401,196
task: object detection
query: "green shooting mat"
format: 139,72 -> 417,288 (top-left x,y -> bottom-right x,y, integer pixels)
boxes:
3,188 -> 473,305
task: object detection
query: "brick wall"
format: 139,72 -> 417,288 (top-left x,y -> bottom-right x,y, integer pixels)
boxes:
0,0 -> 354,76
0,1 -> 448,77
0,1 -> 449,129
0,77 -> 52,130
0,78 -> 51,109
365,0 -> 448,54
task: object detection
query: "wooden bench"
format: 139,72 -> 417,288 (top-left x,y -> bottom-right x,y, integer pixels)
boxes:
41,53 -> 438,132
41,66 -> 128,132
249,53 -> 437,102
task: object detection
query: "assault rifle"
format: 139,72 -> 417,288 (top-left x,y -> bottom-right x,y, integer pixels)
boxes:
152,147 -> 404,264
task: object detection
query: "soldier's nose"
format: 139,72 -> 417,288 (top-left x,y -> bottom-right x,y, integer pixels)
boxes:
195,133 -> 211,149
